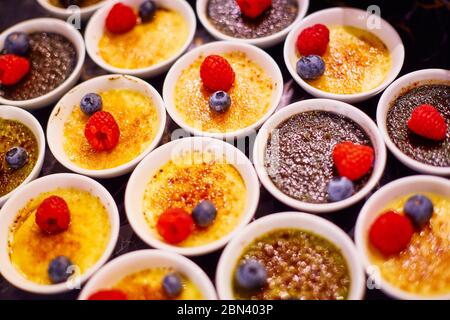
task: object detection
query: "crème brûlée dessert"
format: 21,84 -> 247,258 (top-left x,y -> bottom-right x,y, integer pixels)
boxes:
368,192 -> 450,297
143,150 -> 247,247
8,188 -> 111,285
98,2 -> 189,69
63,88 -> 159,170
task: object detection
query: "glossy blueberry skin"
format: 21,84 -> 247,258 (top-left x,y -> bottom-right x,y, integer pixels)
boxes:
80,93 -> 103,116
192,200 -> 217,228
296,55 -> 325,80
48,256 -> 74,284
4,32 -> 30,56
5,147 -> 28,169
139,0 -> 157,22
235,259 -> 267,290
404,194 -> 434,228
327,177 -> 354,202
162,273 -> 183,298
209,91 -> 231,113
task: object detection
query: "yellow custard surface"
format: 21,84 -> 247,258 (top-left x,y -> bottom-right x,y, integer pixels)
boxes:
298,25 -> 391,94
369,192 -> 450,297
113,268 -> 203,300
99,8 -> 188,69
8,188 -> 111,285
174,52 -> 275,133
63,88 -> 159,170
143,150 -> 247,247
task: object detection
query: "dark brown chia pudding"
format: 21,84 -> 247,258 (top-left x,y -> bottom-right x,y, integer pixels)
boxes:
49,0 -> 103,8
0,32 -> 77,101
386,84 -> 450,167
207,0 -> 299,39
264,111 -> 373,203
233,229 -> 351,300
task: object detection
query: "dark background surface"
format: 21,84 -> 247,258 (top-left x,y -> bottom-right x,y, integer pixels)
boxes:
0,0 -> 449,300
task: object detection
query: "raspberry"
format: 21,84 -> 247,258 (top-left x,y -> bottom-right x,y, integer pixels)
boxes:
407,104 -> 447,141
88,290 -> 128,300
35,196 -> 71,235
236,0 -> 272,19
156,208 -> 194,244
369,211 -> 414,256
332,141 -> 374,181
200,55 -> 235,92
84,111 -> 120,151
105,3 -> 137,34
0,54 -> 30,86
296,24 -> 330,56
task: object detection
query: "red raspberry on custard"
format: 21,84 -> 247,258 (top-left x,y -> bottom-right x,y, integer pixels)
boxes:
332,141 -> 374,181
156,208 -> 194,244
296,24 -> 330,56
105,3 -> 137,34
0,54 -> 30,86
84,111 -> 120,151
407,104 -> 447,141
35,196 -> 71,235
200,55 -> 235,92
236,0 -> 272,19
88,290 -> 128,300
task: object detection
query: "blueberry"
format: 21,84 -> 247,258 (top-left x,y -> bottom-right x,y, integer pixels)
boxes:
139,0 -> 157,22
209,91 -> 231,113
163,273 -> 183,298
192,200 -> 217,228
48,256 -> 74,284
404,194 -> 434,228
5,147 -> 28,169
327,177 -> 354,202
235,260 -> 267,290
4,32 -> 30,56
296,55 -> 325,80
58,0 -> 81,8
80,93 -> 102,115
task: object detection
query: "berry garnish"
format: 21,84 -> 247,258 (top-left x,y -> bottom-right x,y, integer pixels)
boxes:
139,0 -> 157,23
404,194 -> 434,228
296,55 -> 325,80
327,177 -> 354,202
58,0 -> 81,8
332,141 -> 374,181
162,273 -> 183,298
105,3 -> 137,34
156,208 -> 194,244
0,54 -> 30,86
192,200 -> 217,228
88,290 -> 128,300
80,93 -> 103,116
236,0 -> 272,19
200,55 -> 235,92
209,91 -> 231,113
84,111 -> 120,151
236,260 -> 267,290
48,256 -> 74,284
369,211 -> 414,256
5,147 -> 28,169
4,32 -> 30,56
407,104 -> 447,141
35,195 -> 71,234
296,24 -> 330,56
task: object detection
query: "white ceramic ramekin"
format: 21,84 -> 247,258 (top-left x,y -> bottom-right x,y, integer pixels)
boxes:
163,41 -> 284,139
284,7 -> 404,103
0,18 -> 85,109
125,136 -> 260,256
253,99 -> 387,213
46,74 -> 166,179
377,69 -> 450,176
84,0 -> 196,78
355,175 -> 450,300
216,212 -> 365,300
196,0 -> 309,48
0,106 -> 46,207
36,0 -> 108,20
0,173 -> 120,294
78,249 -> 217,300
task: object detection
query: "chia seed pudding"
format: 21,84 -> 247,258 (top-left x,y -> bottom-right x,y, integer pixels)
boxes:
386,84 -> 450,167
233,229 -> 351,300
265,111 -> 373,203
207,0 -> 299,39
0,32 -> 77,101
48,0 -> 103,8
